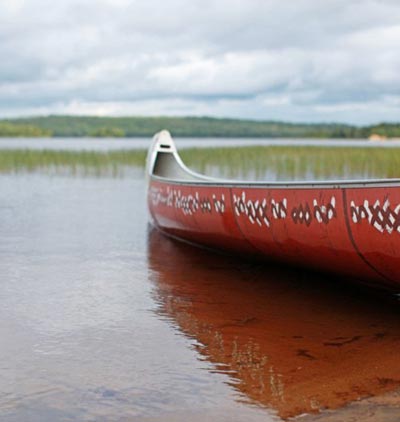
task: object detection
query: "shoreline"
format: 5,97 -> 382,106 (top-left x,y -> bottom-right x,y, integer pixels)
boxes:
296,389 -> 400,422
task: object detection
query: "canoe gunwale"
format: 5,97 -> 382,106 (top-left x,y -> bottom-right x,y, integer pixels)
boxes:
150,173 -> 400,189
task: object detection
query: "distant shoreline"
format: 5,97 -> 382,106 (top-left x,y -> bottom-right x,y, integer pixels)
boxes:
0,115 -> 399,139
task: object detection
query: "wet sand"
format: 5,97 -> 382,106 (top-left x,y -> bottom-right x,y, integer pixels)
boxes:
296,389 -> 400,421
148,228 -> 400,420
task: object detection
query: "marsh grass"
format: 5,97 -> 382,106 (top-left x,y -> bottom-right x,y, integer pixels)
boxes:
1,146 -> 400,180
0,149 -> 147,176
181,146 -> 400,181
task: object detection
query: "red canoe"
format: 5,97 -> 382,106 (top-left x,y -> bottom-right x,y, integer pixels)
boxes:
147,130 -> 400,289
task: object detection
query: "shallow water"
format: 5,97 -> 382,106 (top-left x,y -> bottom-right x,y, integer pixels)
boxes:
1,146 -> 400,421
0,173 -> 275,422
149,231 -> 400,419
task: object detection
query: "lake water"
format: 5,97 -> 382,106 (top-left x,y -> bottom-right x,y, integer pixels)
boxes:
2,136 -> 400,151
1,139 -> 400,421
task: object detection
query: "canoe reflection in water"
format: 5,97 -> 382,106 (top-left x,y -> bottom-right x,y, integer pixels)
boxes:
147,227 -> 400,420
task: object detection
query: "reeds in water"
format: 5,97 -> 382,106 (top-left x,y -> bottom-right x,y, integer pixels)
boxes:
181,146 -> 400,181
0,149 -> 147,176
1,146 -> 400,181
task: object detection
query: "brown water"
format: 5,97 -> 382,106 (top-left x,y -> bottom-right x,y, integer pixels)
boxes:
148,230 -> 400,419
1,168 -> 400,421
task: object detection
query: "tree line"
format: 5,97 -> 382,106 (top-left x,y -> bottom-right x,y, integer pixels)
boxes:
0,116 -> 399,138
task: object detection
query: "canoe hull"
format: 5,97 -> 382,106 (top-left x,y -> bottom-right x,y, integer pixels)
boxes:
147,131 -> 400,289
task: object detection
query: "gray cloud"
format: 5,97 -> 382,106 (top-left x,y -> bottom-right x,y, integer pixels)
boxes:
0,0 -> 399,123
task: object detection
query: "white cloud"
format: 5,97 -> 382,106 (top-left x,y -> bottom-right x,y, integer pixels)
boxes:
0,0 -> 399,123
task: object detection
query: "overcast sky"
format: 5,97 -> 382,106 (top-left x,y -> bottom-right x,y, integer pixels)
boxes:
0,0 -> 399,124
